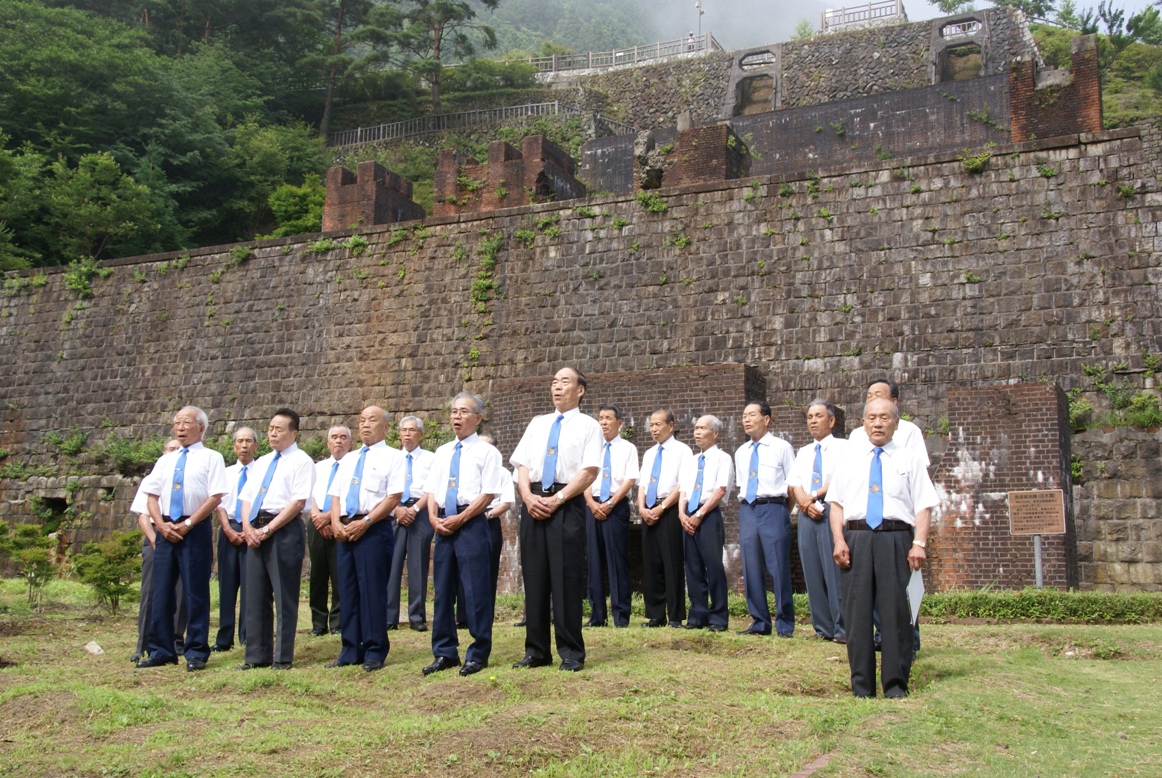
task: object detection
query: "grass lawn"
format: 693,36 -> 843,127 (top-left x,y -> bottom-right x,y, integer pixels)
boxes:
0,579 -> 1159,777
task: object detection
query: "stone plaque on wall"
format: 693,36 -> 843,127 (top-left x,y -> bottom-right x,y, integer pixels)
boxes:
1008,489 -> 1066,535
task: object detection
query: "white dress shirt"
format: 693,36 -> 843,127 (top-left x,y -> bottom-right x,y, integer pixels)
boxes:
240,443 -> 314,519
639,436 -> 693,502
787,434 -> 849,495
827,439 -> 939,525
130,482 -> 149,517
732,433 -> 797,500
678,445 -> 735,509
849,418 -> 929,467
589,435 -> 640,497
423,433 -> 507,511
489,469 -> 517,512
399,446 -> 436,503
139,441 -> 228,518
311,456 -> 342,512
222,460 -> 253,523
328,440 -> 406,516
510,406 -> 603,484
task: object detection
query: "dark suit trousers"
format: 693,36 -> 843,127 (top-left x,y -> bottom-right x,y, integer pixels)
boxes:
148,520 -> 212,663
585,499 -> 631,626
488,515 -> 503,600
841,527 -> 915,698
798,505 -> 844,640
642,504 -> 686,623
137,536 -> 186,656
305,517 -> 340,633
683,508 -> 729,628
215,521 -> 247,647
244,518 -> 305,666
737,501 -> 795,635
433,513 -> 493,665
386,507 -> 433,626
520,494 -> 586,663
336,518 -> 392,665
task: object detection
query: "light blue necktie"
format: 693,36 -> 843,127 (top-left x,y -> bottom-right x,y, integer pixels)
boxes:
445,441 -> 462,512
403,452 -> 414,502
234,464 -> 248,521
745,440 -> 760,504
687,453 -> 705,514
321,460 -> 339,513
169,447 -> 188,520
867,447 -> 884,529
346,446 -> 369,517
248,451 -> 281,523
646,444 -> 663,508
599,442 -> 612,502
541,414 -> 564,490
811,443 -> 823,492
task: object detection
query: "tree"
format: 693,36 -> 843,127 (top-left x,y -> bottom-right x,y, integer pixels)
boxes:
792,19 -> 814,40
361,0 -> 502,114
265,174 -> 326,237
73,530 -> 142,614
291,0 -> 375,140
0,520 -> 57,610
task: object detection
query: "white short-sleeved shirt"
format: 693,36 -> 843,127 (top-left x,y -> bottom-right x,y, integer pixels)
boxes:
423,434 -> 507,511
639,436 -> 694,502
239,443 -> 315,519
328,441 -> 406,516
311,456 -> 343,512
400,446 -> 436,503
222,460 -> 254,523
787,434 -> 849,494
589,435 -> 640,498
733,433 -> 797,501
510,406 -> 603,484
130,482 -> 149,518
489,469 -> 517,512
139,441 -> 228,519
849,418 -> 929,467
827,439 -> 939,526
678,445 -> 735,509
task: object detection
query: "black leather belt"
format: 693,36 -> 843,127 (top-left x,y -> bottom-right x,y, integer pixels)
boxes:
847,519 -> 913,532
252,511 -> 277,528
163,515 -> 190,524
437,505 -> 469,518
228,519 -> 243,531
340,513 -> 368,526
531,483 -> 567,496
401,498 -> 420,507
745,496 -> 787,506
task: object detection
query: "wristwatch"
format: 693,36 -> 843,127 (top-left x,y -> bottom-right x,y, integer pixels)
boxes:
261,526 -> 270,537
183,519 -> 192,528
364,516 -> 372,525
555,492 -> 565,503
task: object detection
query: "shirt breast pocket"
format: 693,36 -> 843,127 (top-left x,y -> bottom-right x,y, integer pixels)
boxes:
886,469 -> 911,503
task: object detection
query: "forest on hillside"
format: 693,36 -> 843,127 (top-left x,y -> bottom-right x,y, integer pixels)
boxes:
2,0 -> 1162,272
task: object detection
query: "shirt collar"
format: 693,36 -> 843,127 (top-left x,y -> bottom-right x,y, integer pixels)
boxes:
751,432 -> 774,447
554,406 -> 581,421
815,434 -> 835,448
272,442 -> 298,458
700,444 -> 719,456
455,432 -> 479,449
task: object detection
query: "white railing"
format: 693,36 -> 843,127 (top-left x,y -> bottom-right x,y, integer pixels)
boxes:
519,33 -> 722,74
328,101 -> 637,148
941,19 -> 983,38
821,0 -> 908,33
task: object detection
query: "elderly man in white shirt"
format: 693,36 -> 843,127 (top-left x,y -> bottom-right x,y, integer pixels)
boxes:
677,415 -> 734,632
828,397 -> 938,699
387,416 -> 438,632
637,409 -> 692,629
211,427 -> 257,652
306,425 -> 351,637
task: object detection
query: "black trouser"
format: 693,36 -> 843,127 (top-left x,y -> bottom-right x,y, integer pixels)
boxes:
305,517 -> 340,633
244,517 -> 306,666
488,514 -> 503,600
842,526 -> 915,698
642,504 -> 686,623
215,521 -> 247,648
137,536 -> 186,657
683,507 -> 729,628
386,502 -> 433,627
585,499 -> 631,627
520,489 -> 586,663
149,520 -> 213,663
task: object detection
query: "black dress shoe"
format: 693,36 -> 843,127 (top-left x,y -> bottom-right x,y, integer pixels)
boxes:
512,655 -> 551,669
325,659 -> 355,668
833,636 -> 847,645
585,620 -> 607,627
423,656 -> 461,675
309,628 -> 327,637
707,624 -> 727,633
668,621 -> 684,628
559,659 -> 584,672
513,618 -> 526,627
409,622 -> 428,632
456,622 -> 469,630
684,623 -> 707,630
210,644 -> 232,653
386,624 -> 398,631
641,618 -> 665,628
130,652 -> 143,663
737,627 -> 772,636
272,662 -> 293,670
235,662 -> 271,670
363,659 -> 384,672
459,660 -> 486,676
776,632 -> 794,639
186,660 -> 206,672
135,655 -> 177,668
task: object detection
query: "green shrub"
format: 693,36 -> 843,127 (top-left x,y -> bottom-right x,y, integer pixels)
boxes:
0,520 -> 57,609
634,190 -> 668,214
73,530 -> 140,614
922,588 -> 1162,624
97,434 -> 166,477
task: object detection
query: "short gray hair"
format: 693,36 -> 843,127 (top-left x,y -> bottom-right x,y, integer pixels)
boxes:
452,392 -> 485,415
700,415 -> 723,434
177,406 -> 208,431
233,426 -> 257,443
163,438 -> 181,453
808,398 -> 836,419
862,398 -> 900,421
329,424 -> 352,438
399,415 -> 424,432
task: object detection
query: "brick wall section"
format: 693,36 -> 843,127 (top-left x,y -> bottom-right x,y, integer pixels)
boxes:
927,383 -> 1077,590
1073,428 -> 1162,590
433,136 -> 586,217
1009,35 -> 1102,143
664,125 -> 750,189
322,161 -> 424,232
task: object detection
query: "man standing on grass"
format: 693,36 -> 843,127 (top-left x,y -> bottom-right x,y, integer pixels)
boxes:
421,393 -> 505,677
136,408 -> 226,672
131,438 -> 185,663
678,415 -> 733,633
239,408 -> 314,670
307,425 -> 350,636
510,367 -> 602,672
828,397 -> 936,698
211,427 -> 257,652
582,404 -> 638,629
638,409 -> 691,629
387,415 -> 437,632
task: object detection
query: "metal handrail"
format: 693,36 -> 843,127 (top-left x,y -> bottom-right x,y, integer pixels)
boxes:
821,0 -> 907,33
518,32 -> 722,74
